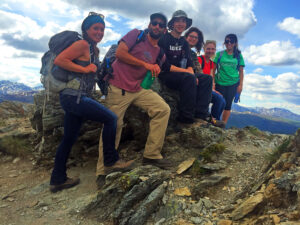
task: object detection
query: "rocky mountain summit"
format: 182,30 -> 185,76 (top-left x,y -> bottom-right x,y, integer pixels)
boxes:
0,88 -> 300,225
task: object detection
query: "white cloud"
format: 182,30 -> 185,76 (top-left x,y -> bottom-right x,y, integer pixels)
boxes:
62,0 -> 256,42
101,28 -> 122,44
253,68 -> 263,73
0,0 -> 257,88
244,72 -> 300,106
0,43 -> 42,87
278,17 -> 300,38
243,40 -> 300,66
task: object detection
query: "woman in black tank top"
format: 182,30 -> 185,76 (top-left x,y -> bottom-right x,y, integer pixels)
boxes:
50,13 -> 134,193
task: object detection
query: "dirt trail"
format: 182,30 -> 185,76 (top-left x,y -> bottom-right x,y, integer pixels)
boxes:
0,155 -> 101,225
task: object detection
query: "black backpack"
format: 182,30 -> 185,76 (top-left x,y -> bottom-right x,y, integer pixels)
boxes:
97,29 -> 164,96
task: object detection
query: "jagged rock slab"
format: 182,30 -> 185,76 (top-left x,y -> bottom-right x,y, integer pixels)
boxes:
199,174 -> 230,187
80,165 -> 170,224
123,183 -> 167,225
177,158 -> 196,174
231,193 -> 264,220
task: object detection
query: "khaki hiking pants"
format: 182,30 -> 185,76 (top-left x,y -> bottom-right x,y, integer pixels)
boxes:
96,85 -> 170,176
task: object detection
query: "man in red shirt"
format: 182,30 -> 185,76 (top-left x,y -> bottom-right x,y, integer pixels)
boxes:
96,13 -> 173,188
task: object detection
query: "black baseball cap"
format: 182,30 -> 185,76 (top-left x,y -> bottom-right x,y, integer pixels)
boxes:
150,12 -> 167,24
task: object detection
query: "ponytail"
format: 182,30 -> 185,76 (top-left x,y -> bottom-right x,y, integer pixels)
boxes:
233,46 -> 241,59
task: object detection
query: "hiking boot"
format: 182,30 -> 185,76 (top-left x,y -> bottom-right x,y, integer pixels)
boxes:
142,157 -> 173,170
210,117 -> 226,128
104,159 -> 135,174
96,175 -> 106,189
195,114 -> 225,129
50,177 -> 80,193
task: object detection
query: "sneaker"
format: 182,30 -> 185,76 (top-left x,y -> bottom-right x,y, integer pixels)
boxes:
104,159 -> 135,174
142,157 -> 173,169
96,175 -> 106,189
50,177 -> 80,193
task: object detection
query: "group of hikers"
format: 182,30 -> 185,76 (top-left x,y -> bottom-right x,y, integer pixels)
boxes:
49,10 -> 245,193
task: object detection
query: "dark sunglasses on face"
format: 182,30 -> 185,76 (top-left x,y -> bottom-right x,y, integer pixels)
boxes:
225,39 -> 235,44
151,21 -> 166,28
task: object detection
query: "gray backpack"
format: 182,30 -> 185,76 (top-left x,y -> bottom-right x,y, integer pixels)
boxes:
40,31 -> 85,97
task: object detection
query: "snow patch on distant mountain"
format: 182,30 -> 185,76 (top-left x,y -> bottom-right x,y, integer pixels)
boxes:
231,104 -> 300,122
0,80 -> 40,103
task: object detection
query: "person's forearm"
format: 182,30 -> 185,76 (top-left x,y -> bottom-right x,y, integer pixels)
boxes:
239,68 -> 244,86
54,58 -> 88,73
186,67 -> 194,74
170,65 -> 193,74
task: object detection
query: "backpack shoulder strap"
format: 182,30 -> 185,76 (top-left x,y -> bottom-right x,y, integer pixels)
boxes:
216,50 -> 224,72
200,55 -> 205,70
217,50 -> 224,64
128,29 -> 147,52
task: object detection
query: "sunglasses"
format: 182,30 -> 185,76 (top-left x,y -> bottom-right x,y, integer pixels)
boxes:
89,12 -> 105,19
225,39 -> 235,44
151,21 -> 166,28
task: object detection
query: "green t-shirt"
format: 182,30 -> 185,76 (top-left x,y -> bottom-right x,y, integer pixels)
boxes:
213,50 -> 245,86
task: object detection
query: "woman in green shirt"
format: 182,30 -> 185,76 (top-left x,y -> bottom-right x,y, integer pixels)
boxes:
212,34 -> 245,125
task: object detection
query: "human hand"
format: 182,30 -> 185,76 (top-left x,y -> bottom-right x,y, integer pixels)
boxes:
85,63 -> 97,73
214,90 -> 223,96
144,63 -> 161,77
186,67 -> 194,74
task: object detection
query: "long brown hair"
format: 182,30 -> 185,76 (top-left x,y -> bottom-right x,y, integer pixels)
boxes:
184,27 -> 204,54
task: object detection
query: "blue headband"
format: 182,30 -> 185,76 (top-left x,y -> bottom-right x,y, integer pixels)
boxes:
82,15 -> 105,31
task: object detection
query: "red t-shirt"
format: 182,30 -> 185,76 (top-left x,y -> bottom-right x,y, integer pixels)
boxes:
197,55 -> 214,75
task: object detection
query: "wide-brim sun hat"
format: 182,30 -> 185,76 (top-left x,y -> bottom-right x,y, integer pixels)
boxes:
167,10 -> 192,30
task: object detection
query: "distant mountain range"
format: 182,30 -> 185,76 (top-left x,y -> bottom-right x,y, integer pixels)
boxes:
231,104 -> 300,122
228,104 -> 300,134
0,80 -> 42,103
0,80 -> 299,134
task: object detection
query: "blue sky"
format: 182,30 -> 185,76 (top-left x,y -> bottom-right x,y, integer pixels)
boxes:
0,0 -> 299,114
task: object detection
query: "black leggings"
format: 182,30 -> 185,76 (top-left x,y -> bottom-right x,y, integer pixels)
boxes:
215,82 -> 239,110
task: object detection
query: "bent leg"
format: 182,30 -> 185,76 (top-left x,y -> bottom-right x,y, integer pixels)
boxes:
211,91 -> 226,120
159,72 -> 196,123
216,82 -> 239,124
50,111 -> 82,185
96,85 -> 133,176
74,96 -> 120,166
195,73 -> 212,119
133,89 -> 170,159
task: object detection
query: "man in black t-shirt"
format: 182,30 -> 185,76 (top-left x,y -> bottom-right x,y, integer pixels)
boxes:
158,10 -> 212,124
